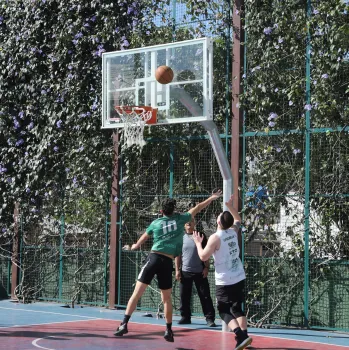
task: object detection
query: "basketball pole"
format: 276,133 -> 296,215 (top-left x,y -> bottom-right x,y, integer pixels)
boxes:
200,120 -> 233,334
172,90 -> 234,333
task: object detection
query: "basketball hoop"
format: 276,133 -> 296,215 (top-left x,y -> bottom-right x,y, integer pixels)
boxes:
114,106 -> 157,148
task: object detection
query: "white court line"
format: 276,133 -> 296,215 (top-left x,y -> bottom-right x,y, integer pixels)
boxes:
0,306 -> 98,319
32,336 -> 56,350
0,318 -> 100,329
32,333 -> 81,350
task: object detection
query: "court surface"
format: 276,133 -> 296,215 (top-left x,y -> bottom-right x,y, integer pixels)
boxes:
1,300 -> 348,349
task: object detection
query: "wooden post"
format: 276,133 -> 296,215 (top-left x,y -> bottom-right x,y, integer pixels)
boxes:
11,202 -> 20,299
109,131 -> 120,309
231,0 -> 244,209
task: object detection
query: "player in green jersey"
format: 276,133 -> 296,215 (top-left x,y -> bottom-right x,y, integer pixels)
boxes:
114,189 -> 222,342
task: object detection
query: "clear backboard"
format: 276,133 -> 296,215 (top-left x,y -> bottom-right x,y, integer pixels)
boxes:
102,38 -> 213,129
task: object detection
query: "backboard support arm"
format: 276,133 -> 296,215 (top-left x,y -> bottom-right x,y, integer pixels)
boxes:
200,120 -> 233,211
172,87 -> 233,210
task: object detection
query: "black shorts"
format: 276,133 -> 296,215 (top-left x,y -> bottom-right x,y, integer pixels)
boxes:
137,253 -> 173,290
216,279 -> 245,305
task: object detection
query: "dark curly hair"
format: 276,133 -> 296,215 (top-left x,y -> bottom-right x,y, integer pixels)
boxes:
162,198 -> 176,216
220,211 -> 234,230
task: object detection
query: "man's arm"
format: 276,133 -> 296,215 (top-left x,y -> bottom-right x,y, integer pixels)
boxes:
188,189 -> 222,217
131,232 -> 150,250
175,255 -> 181,271
175,255 -> 181,281
193,231 -> 219,261
225,194 -> 241,226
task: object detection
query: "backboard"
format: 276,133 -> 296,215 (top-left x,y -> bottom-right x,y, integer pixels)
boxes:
102,37 -> 213,129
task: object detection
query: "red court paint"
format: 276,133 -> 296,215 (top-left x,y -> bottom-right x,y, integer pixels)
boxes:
0,320 -> 347,350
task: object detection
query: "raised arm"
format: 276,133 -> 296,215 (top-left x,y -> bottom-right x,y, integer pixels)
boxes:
193,231 -> 220,261
225,194 -> 241,223
188,189 -> 222,217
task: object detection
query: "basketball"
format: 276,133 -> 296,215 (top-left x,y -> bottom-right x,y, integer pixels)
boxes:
155,65 -> 174,84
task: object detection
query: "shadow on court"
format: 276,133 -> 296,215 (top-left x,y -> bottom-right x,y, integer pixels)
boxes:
252,331 -> 349,340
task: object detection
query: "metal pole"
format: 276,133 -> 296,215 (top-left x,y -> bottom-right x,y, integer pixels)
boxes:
7,252 -> 11,295
170,143 -> 174,198
104,184 -> 110,305
225,0 -> 232,155
241,0 -> 248,266
109,131 -> 120,309
172,0 -> 177,40
221,0 -> 245,332
59,213 -> 64,300
201,120 -> 233,211
231,0 -> 243,211
304,0 -> 312,328
11,203 -> 20,299
171,89 -> 233,210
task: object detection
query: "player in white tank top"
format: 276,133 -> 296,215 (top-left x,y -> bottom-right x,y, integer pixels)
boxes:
192,195 -> 253,350
213,227 -> 246,286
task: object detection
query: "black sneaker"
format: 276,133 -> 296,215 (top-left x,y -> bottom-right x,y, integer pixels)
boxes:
206,319 -> 216,327
178,317 -> 191,324
114,323 -> 128,336
234,336 -> 253,350
164,329 -> 174,342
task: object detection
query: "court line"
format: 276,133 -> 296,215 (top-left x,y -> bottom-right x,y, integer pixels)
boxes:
0,318 -> 101,329
32,336 -> 56,350
32,333 -> 81,350
0,306 -> 99,319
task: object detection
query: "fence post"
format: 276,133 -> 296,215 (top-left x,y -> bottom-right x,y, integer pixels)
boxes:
11,202 -> 20,299
231,0 -> 244,211
303,0 -> 312,328
104,184 -> 111,305
222,0 -> 244,333
58,214 -> 65,300
169,143 -> 174,198
109,131 -> 120,309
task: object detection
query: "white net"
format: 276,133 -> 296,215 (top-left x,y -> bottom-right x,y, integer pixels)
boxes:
115,107 -> 153,148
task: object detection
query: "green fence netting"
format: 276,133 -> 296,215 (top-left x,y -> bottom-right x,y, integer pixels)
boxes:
0,246 -> 11,298
16,181 -> 110,306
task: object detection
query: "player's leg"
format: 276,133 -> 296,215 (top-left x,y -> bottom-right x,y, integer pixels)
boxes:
156,254 -> 175,342
194,272 -> 216,326
216,284 -> 252,350
161,288 -> 174,342
114,253 -> 155,336
231,280 -> 252,349
178,271 -> 194,324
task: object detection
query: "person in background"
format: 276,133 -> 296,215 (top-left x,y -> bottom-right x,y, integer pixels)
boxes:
175,218 -> 216,327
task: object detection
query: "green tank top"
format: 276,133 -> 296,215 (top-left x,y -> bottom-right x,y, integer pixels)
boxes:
146,212 -> 192,257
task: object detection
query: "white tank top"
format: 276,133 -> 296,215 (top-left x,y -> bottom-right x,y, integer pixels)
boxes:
213,228 -> 246,285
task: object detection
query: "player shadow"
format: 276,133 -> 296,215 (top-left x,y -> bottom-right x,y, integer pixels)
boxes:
0,330 -> 111,339
0,327 -> 195,342
249,348 -> 309,350
116,327 -> 194,341
250,331 -> 349,339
